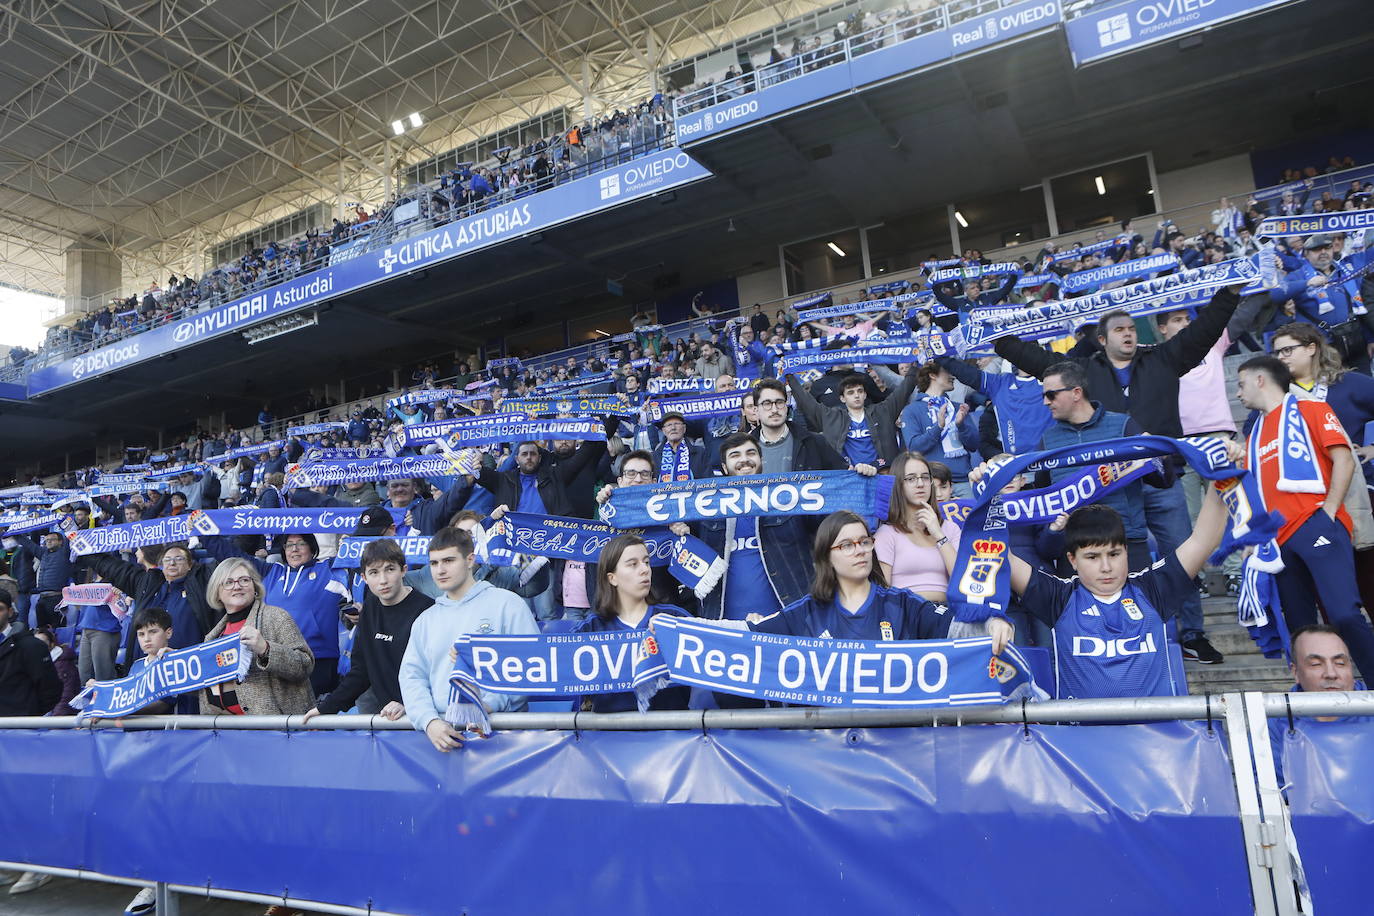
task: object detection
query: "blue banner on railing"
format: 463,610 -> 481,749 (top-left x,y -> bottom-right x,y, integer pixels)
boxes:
27,148 -> 712,396
1064,0 -> 1294,67
0,722 -> 1254,914
675,0 -> 1062,144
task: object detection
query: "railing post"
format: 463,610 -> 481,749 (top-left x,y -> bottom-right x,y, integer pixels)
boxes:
155,881 -> 180,916
1220,692 -> 1279,916
1241,692 -> 1302,916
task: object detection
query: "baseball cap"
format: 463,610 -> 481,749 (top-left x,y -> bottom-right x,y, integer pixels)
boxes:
353,506 -> 393,535
1303,233 -> 1334,250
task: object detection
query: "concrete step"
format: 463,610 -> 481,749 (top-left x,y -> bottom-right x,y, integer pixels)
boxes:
1195,628 -> 1268,658
1186,659 -> 1292,695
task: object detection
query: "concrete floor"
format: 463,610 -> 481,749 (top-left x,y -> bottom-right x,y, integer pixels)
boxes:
0,875 -> 266,915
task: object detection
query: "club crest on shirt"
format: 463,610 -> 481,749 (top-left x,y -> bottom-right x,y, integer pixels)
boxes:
878,621 -> 894,641
1121,597 -> 1143,621
477,619 -> 494,634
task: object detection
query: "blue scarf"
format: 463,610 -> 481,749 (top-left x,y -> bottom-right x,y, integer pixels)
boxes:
669,534 -> 728,599
303,446 -> 386,461
487,511 -> 679,565
333,534 -> 432,568
1047,235 -> 1131,264
385,389 -> 453,409
187,506 -> 406,537
69,516 -> 192,555
778,342 -> 919,375
487,356 -> 522,370
923,257 -> 961,270
948,436 -> 1283,625
438,417 -> 605,449
772,331 -> 856,354
1,511 -> 77,536
532,371 -> 614,395
1060,253 -> 1181,293
91,472 -> 152,492
498,395 -> 634,418
285,454 -> 457,487
287,421 -> 349,437
603,471 -> 894,528
657,439 -> 695,482
1016,272 -> 1056,289
217,440 -> 286,462
633,617 -> 1044,709
792,291 -> 833,309
928,262 -> 1022,283
647,376 -> 751,395
646,391 -> 746,423
1250,394 -> 1326,496
391,413 -> 528,450
70,632 -> 251,718
963,259 -> 1259,349
145,464 -> 204,482
1256,207 -> 1374,239
939,459 -> 1158,527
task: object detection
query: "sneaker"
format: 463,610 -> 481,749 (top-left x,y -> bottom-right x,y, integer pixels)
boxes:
1226,574 -> 1241,597
1196,575 -> 1210,599
125,886 -> 157,915
8,872 -> 53,895
1182,636 -> 1224,665
263,907 -> 305,916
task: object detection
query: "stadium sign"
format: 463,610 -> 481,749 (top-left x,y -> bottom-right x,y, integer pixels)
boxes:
27,148 -> 712,396
1064,0 -> 1295,66
675,0 -> 1063,144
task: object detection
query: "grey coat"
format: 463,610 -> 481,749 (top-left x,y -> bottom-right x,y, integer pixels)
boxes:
199,601 -> 315,716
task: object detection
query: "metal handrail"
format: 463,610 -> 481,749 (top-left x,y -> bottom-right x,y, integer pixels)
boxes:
2,691 -> 1370,732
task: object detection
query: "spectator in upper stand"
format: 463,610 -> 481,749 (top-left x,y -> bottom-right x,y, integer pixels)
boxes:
347,410 -> 370,442
931,271 -> 1017,322
466,442 -> 578,520
1161,229 -> 1203,269
786,364 -> 920,472
728,321 -> 769,381
0,590 -> 60,718
901,363 -> 979,497
694,340 -> 733,380
260,442 -> 287,475
653,411 -> 711,483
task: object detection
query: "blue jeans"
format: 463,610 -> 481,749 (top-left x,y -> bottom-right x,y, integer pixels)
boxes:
1143,477 -> 1204,642
529,582 -> 558,622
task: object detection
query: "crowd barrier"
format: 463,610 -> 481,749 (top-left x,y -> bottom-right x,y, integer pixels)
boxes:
0,692 -> 1368,915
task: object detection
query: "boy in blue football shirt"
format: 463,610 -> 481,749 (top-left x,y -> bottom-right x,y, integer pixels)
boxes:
999,482 -> 1229,699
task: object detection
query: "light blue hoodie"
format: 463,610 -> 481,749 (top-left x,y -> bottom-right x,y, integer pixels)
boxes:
399,578 -> 538,732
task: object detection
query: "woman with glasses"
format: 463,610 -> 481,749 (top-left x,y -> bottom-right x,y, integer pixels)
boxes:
874,452 -> 962,605
749,510 -> 972,645
199,558 -> 314,716
1269,322 -> 1374,473
206,532 -> 349,697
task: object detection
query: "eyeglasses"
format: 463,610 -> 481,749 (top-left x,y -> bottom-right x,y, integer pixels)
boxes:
1272,344 -> 1304,358
220,576 -> 255,589
283,541 -> 311,549
902,473 -> 932,484
621,469 -> 653,480
757,398 -> 788,410
1042,386 -> 1075,402
830,537 -> 876,556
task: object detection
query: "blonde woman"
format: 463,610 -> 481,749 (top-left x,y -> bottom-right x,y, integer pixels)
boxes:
200,557 -> 314,716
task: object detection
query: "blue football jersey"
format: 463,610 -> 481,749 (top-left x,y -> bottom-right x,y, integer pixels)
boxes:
1022,554 -> 1190,699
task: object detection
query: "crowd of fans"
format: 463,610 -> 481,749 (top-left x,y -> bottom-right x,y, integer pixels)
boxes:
5,95 -> 673,383
2,136 -> 1372,911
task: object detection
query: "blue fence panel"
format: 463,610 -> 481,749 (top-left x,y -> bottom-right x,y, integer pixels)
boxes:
0,722 -> 1250,915
1281,719 -> 1374,908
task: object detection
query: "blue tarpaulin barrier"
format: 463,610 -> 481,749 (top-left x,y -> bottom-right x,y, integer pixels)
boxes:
0,722 -> 1251,915
1282,720 -> 1374,908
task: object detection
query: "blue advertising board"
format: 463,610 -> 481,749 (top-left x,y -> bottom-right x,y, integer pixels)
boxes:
1064,0 -> 1296,66
674,0 -> 1062,145
26,149 -> 713,396
0,722 -> 1252,914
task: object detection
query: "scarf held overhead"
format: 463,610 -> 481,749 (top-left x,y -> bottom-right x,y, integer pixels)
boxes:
603,471 -> 894,528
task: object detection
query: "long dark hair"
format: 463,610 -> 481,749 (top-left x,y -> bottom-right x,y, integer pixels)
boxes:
809,510 -> 885,603
886,451 -> 933,535
593,533 -> 661,620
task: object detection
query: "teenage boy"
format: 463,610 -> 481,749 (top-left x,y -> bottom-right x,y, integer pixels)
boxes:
120,607 -> 182,716
305,539 -> 434,722
978,466 -> 1230,699
399,527 -> 538,752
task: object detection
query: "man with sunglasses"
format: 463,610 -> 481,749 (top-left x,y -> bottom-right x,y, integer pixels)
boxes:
1038,362 -> 1173,579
